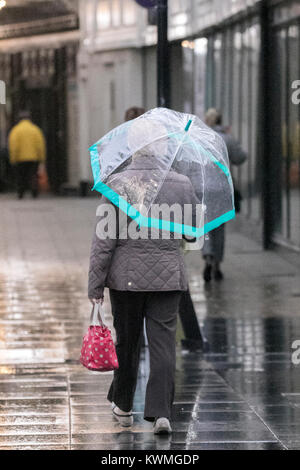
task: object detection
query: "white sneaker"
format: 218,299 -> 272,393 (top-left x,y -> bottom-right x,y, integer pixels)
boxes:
112,404 -> 133,427
153,417 -> 172,435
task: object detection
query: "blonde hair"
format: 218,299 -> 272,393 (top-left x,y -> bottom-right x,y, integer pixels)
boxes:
205,108 -> 221,128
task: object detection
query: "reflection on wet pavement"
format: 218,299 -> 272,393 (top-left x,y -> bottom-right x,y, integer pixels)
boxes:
0,196 -> 300,450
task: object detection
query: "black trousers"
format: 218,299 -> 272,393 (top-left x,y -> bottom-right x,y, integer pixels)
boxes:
202,224 -> 225,263
107,289 -> 181,421
179,288 -> 204,349
16,162 -> 39,198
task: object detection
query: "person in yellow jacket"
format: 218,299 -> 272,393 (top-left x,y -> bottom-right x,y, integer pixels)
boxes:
9,111 -> 46,199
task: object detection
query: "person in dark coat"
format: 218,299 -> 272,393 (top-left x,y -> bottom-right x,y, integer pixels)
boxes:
203,108 -> 247,282
123,106 -> 205,353
88,143 -> 200,434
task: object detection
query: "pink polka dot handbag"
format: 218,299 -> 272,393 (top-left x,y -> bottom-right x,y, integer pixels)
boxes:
80,303 -> 119,372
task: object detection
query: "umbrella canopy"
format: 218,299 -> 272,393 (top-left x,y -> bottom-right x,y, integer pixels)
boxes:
89,107 -> 235,238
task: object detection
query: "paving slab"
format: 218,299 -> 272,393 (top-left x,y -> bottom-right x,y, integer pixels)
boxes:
0,195 -> 299,450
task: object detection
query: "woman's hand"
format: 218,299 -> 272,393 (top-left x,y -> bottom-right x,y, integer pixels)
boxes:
90,297 -> 104,306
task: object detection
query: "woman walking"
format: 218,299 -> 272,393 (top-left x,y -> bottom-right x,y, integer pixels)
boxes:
87,108 -> 234,434
203,108 -> 247,281
88,139 -> 199,435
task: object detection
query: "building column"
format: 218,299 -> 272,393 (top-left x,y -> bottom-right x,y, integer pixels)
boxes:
78,48 -> 92,194
259,0 -> 273,249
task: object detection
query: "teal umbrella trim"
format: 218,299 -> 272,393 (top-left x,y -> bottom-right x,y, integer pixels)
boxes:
90,145 -> 235,237
89,118 -> 235,237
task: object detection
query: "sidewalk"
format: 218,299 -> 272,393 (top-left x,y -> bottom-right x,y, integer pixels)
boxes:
0,195 -> 300,450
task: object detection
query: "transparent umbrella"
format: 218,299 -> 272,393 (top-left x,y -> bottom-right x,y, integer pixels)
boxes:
89,107 -> 235,238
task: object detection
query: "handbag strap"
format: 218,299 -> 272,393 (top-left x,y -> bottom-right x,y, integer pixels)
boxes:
90,303 -> 105,326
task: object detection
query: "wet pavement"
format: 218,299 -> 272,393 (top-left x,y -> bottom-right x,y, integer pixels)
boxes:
0,195 -> 300,450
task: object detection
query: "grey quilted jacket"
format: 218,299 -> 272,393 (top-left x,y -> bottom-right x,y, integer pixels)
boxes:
88,159 -> 199,299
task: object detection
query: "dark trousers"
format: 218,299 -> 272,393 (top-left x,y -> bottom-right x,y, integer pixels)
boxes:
107,289 -> 181,421
202,224 -> 225,263
16,162 -> 39,198
179,288 -> 204,350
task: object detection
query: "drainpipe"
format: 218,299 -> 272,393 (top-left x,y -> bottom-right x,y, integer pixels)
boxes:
260,0 -> 273,249
157,0 -> 170,108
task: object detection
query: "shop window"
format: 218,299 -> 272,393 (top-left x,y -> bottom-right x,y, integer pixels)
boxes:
86,0 -> 96,34
194,38 -> 208,118
111,0 -> 121,27
248,22 -> 261,221
211,35 -> 221,110
122,0 -> 136,26
97,0 -> 111,29
287,24 -> 300,246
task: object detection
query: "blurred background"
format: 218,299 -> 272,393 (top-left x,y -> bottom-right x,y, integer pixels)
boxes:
0,0 -> 299,451
0,0 -> 299,251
